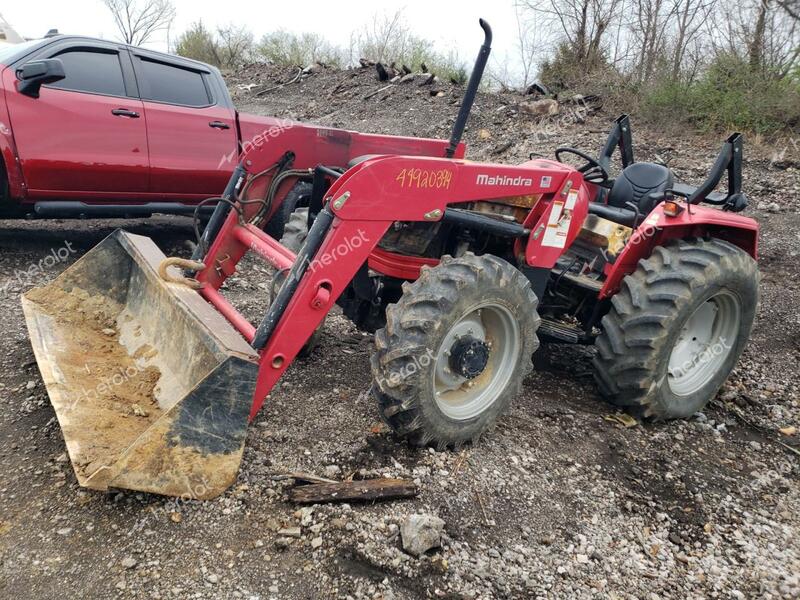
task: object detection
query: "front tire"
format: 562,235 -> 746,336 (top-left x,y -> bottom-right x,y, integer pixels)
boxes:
372,253 -> 540,448
264,182 -> 312,240
593,238 -> 759,419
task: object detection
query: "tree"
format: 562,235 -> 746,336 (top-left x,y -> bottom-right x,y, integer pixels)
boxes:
258,30 -> 343,67
103,0 -> 176,46
354,10 -> 432,67
216,25 -> 254,68
174,22 -> 256,69
748,0 -> 771,69
520,0 -> 623,88
523,0 -> 622,68
777,0 -> 800,19
670,0 -> 718,80
174,21 -> 219,66
514,2 -> 551,89
717,0 -> 800,76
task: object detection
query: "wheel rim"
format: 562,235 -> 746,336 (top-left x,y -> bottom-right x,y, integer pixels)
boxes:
667,291 -> 741,397
433,302 -> 521,420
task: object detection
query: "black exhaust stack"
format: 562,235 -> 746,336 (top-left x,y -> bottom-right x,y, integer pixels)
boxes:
445,19 -> 492,158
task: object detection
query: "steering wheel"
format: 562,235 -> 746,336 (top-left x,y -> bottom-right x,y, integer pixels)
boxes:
555,147 -> 609,185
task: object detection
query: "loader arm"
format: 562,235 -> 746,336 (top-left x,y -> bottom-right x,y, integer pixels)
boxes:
192,155 -> 583,419
192,122 -> 463,287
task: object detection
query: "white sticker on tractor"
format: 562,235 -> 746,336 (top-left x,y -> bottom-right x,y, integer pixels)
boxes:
565,189 -> 579,210
541,200 -> 572,248
645,213 -> 660,226
540,176 -> 552,188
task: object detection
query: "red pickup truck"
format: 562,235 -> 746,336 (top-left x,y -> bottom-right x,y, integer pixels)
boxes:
0,35 -> 449,230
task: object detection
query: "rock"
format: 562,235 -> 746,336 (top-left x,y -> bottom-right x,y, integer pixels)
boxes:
206,573 -> 219,584
102,328 -> 115,336
169,511 -> 182,523
764,201 -> 781,213
400,514 -> 445,557
56,527 -> 72,535
311,536 -> 323,549
121,557 -> 137,569
25,380 -> 36,390
520,99 -> 559,117
278,527 -> 302,538
298,507 -> 314,526
323,465 -> 341,478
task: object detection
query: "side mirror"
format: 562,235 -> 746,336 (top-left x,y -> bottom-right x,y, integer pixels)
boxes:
17,59 -> 65,98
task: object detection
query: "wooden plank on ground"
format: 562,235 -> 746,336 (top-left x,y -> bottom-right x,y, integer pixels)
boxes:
290,478 -> 418,504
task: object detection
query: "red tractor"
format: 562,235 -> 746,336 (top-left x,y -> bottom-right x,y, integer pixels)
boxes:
23,20 -> 759,498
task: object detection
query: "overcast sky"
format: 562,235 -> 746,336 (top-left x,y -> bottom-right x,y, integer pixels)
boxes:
4,1 -> 524,74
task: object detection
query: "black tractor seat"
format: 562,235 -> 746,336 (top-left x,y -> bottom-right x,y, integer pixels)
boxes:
607,162 -> 674,213
590,162 -> 674,226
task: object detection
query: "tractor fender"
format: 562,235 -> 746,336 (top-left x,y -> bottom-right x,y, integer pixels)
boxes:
599,203 -> 759,299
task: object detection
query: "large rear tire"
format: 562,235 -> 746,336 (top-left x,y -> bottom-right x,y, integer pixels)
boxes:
371,253 -> 540,448
593,237 -> 759,419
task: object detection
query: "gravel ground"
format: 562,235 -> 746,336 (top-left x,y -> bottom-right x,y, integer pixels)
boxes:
0,64 -> 798,599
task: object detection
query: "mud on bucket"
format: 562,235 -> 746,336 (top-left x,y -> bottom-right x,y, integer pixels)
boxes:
21,230 -> 259,499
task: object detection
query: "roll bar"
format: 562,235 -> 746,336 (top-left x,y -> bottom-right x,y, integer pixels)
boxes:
598,114 -> 634,171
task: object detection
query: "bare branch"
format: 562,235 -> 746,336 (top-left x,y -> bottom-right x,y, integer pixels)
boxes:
103,0 -> 176,46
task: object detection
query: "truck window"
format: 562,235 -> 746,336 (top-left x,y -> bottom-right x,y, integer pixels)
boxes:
47,49 -> 126,97
138,59 -> 211,107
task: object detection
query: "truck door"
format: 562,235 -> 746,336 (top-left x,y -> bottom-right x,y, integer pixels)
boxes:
4,43 -> 149,199
131,54 -> 237,199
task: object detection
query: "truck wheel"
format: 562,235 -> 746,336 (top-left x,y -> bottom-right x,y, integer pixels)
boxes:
593,238 -> 759,419
272,207 -> 322,356
371,253 -> 540,448
264,182 -> 312,240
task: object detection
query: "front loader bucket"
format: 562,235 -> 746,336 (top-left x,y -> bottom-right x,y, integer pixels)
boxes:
21,230 -> 259,499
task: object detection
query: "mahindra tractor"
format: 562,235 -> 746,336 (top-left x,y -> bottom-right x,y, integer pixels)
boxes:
21,20 -> 759,499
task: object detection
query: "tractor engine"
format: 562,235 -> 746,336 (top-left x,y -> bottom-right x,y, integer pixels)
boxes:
338,197 -> 540,334
378,195 -> 540,260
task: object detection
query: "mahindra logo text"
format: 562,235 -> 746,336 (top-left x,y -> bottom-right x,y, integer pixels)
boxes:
476,174 -> 533,187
